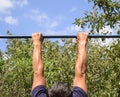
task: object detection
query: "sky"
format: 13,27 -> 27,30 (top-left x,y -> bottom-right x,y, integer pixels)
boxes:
0,0 -> 93,51
0,0 -> 92,36
0,0 -> 117,52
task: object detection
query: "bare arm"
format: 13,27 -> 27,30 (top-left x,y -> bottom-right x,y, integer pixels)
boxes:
73,32 -> 88,94
32,33 -> 46,90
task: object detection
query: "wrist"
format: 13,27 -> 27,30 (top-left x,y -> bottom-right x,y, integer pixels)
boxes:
78,42 -> 86,47
33,42 -> 42,46
33,41 -> 42,45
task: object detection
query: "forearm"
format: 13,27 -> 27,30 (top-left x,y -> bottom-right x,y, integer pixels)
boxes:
32,44 -> 45,90
74,43 -> 88,93
75,44 -> 87,77
33,44 -> 44,76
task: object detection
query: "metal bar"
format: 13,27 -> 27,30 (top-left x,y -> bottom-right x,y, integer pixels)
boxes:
0,35 -> 120,39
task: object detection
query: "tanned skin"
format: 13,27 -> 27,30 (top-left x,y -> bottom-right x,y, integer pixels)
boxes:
73,32 -> 88,94
32,33 -> 46,90
32,32 -> 88,94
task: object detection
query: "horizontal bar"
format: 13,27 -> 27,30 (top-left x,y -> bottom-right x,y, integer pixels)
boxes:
0,35 -> 120,39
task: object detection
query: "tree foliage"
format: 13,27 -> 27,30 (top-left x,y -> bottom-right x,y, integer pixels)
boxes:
0,36 -> 120,97
0,38 -> 33,97
87,40 -> 120,97
74,0 -> 120,33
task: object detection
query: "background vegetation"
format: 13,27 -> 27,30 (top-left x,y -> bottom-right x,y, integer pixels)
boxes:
0,0 -> 120,97
0,35 -> 120,97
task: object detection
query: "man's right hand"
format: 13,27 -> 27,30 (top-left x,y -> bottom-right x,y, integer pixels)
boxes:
77,32 -> 88,46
